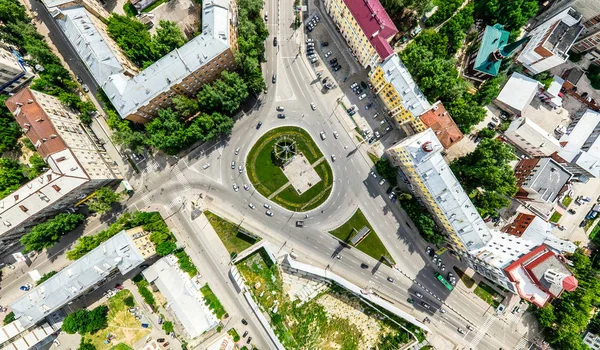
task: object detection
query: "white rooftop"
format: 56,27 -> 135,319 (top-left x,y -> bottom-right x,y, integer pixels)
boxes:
496,72 -> 542,113
142,256 -> 218,338
55,7 -> 125,86
9,231 -> 145,329
103,0 -> 231,118
380,54 -> 431,117
559,109 -> 600,177
397,129 -> 492,250
0,322 -> 55,350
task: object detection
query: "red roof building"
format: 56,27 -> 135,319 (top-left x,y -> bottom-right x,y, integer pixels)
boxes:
418,101 -> 464,149
504,244 -> 577,307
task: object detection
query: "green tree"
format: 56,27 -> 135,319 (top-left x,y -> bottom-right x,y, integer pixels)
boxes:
474,0 -> 538,39
478,127 -> 496,139
375,157 -> 398,187
37,270 -> 58,285
446,96 -> 486,133
156,241 -> 177,256
106,14 -> 155,67
172,95 -> 199,118
0,158 -> 26,198
535,304 -> 556,328
0,97 -> 22,154
145,108 -> 192,155
451,138 -> 517,215
154,20 -> 187,55
162,321 -> 174,334
3,311 -> 15,325
87,187 -> 122,213
197,71 -> 249,115
20,213 -> 85,252
26,154 -> 47,179
123,2 -> 138,17
426,0 -> 463,25
475,74 -> 506,106
79,338 -> 97,350
62,305 -> 108,335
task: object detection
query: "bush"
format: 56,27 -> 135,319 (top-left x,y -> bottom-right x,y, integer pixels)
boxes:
174,249 -> 198,277
156,241 -> 177,256
3,312 -> 15,325
124,295 -> 135,307
162,321 -> 174,334
123,2 -> 138,16
138,283 -> 156,309
37,271 -> 58,285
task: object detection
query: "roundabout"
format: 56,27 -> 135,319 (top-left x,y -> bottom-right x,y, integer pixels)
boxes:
246,126 -> 333,211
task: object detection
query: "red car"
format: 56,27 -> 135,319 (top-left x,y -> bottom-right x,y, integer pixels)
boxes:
115,284 -> 124,290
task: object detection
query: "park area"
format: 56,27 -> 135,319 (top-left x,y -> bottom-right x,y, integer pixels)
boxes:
236,250 -> 420,349
204,210 -> 260,257
86,290 -> 150,349
246,126 -> 333,211
329,209 -> 394,264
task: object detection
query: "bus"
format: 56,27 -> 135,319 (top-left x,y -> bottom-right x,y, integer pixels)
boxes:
435,272 -> 454,291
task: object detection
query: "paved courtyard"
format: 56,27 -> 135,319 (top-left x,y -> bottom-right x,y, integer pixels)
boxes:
282,154 -> 321,194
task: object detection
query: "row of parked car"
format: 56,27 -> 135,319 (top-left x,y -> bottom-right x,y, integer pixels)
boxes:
306,39 -> 318,64
306,14 -> 320,31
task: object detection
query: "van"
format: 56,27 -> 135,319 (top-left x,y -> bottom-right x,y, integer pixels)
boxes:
289,252 -> 298,259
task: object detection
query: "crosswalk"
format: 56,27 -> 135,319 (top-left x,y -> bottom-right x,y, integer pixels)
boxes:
513,337 -> 528,350
141,194 -> 152,207
165,196 -> 182,210
173,166 -> 191,191
468,314 -> 495,349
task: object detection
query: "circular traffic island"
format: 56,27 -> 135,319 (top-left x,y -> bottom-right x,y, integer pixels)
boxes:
246,126 -> 333,211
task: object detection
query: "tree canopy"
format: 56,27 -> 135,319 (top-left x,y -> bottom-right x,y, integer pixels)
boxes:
62,305 -> 108,335
474,0 -> 538,39
20,213 -> 85,252
0,158 -> 27,198
197,71 -> 249,115
87,187 -> 122,214
236,0 -> 269,93
450,138 -> 517,217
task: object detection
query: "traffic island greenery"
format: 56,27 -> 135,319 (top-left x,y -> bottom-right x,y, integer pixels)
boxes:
561,195 -> 573,207
236,250 -> 416,349
204,211 -> 259,257
473,282 -> 503,308
200,284 -> 227,319
328,208 -> 395,264
246,126 -> 333,211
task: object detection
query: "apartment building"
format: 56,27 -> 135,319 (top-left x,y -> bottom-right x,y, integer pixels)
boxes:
504,118 -> 561,157
0,46 -> 34,94
1,88 -> 121,252
517,7 -> 584,74
52,0 -> 237,123
386,129 -> 575,294
369,54 -> 430,135
323,0 -> 397,68
418,101 -> 463,149
44,0 -> 110,20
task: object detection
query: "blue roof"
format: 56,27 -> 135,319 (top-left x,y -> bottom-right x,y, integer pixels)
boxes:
473,24 -> 510,77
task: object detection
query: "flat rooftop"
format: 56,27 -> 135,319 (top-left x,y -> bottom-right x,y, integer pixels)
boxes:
523,158 -> 572,202
9,231 -> 145,329
380,54 -> 431,117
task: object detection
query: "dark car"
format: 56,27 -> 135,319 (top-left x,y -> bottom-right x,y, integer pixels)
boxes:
76,75 -> 83,83
256,121 -> 262,129
386,187 -> 393,194
296,220 -> 304,227
387,277 -> 394,283
273,37 -> 277,46
272,74 -> 276,83
329,58 -> 338,65
580,220 -> 587,227
568,209 -> 576,215
333,65 -> 341,71
487,122 -> 496,129
247,337 -> 252,344
360,263 -> 369,269
157,338 -> 165,343
241,318 -> 248,325
243,331 -> 248,338
321,41 -> 329,46
360,81 -> 368,89
140,264 -> 149,269
277,113 -> 285,119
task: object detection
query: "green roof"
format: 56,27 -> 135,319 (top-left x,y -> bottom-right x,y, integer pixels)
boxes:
473,24 -> 510,77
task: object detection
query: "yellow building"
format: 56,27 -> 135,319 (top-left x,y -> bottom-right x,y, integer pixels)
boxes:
323,0 -> 398,68
369,54 -> 430,135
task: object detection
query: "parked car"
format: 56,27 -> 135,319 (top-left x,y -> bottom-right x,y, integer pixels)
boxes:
358,93 -> 367,100
329,58 -> 338,65
311,102 -> 316,110
333,131 -> 339,139
81,84 -> 89,93
585,210 -> 598,221
273,37 -> 277,46
272,73 -> 277,83
321,41 -> 329,46
241,318 -> 248,325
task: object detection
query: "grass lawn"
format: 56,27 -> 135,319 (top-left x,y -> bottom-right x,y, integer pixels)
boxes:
589,222 -> 600,240
141,0 -> 168,12
329,209 -> 394,264
204,211 -> 259,256
474,282 -> 503,308
585,217 -> 599,232
200,284 -> 227,319
561,195 -> 573,207
87,290 -> 150,349
549,211 -> 562,223
228,328 -> 241,342
111,344 -> 134,350
247,126 -> 332,211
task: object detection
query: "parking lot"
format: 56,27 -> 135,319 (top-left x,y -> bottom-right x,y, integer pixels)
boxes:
303,11 -> 395,148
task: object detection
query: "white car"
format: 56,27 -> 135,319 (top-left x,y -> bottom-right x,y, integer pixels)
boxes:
202,163 -> 211,169
264,203 -> 271,209
379,178 -> 386,186
331,155 -> 336,162
235,147 -> 240,155
310,102 -> 316,110
244,184 -> 249,191
248,203 -> 256,209
358,93 -> 367,100
238,165 -> 243,173
231,161 -> 235,169
350,82 -> 358,89
370,171 -> 377,178
320,131 -> 326,140
324,51 -> 332,58
374,131 -> 380,138
266,210 -> 273,217
333,131 -> 339,139
233,184 -> 239,192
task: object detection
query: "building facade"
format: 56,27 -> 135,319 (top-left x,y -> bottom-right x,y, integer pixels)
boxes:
323,0 -> 397,68
1,88 -> 121,252
51,0 -> 237,123
369,54 -> 430,135
517,7 -> 584,74
386,129 -> 575,294
0,46 -> 34,93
